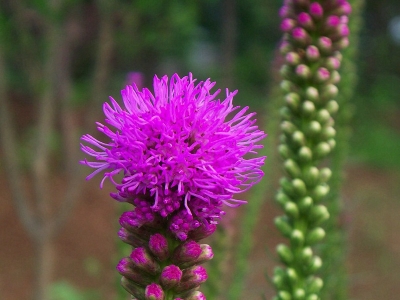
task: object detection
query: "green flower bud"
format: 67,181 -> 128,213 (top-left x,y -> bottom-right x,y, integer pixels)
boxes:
280,65 -> 292,79
285,93 -> 301,111
298,146 -> 313,162
309,205 -> 330,225
301,101 -> 315,116
281,177 -> 294,197
321,84 -> 338,100
316,109 -> 331,124
302,166 -> 319,187
298,196 -> 313,213
286,52 -> 301,66
287,268 -> 298,283
327,138 -> 336,150
326,100 -> 339,114
280,40 -> 293,54
292,131 -> 306,146
277,244 -> 294,264
275,216 -> 293,238
319,168 -> 332,182
280,134 -> 287,144
281,121 -> 297,135
281,80 -> 297,93
293,288 -> 306,299
300,247 -> 313,264
314,142 -> 331,158
284,159 -> 301,178
273,274 -> 286,290
329,70 -> 341,84
306,227 -> 325,245
307,277 -> 323,294
306,294 -> 319,300
292,178 -> 307,196
280,107 -> 292,120
276,191 -> 291,207
296,64 -> 311,79
306,121 -> 321,136
308,256 -> 322,272
320,126 -> 336,140
285,201 -> 299,219
305,87 -> 319,102
290,229 -> 304,247
279,144 -> 293,159
312,184 -> 330,202
278,290 -> 292,300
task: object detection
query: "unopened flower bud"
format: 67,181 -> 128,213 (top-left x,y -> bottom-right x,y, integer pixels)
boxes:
298,196 -> 313,213
317,36 -> 332,53
306,227 -> 325,244
284,159 -> 301,178
287,267 -> 298,283
315,142 -> 331,158
326,100 -> 339,114
180,244 -> 214,268
307,294 -> 319,300
309,2 -> 323,19
320,168 -> 332,182
285,201 -> 300,219
335,1 -> 352,16
296,64 -> 311,79
309,205 -> 330,224
301,101 -> 315,117
329,70 -> 341,84
186,291 -> 207,300
306,120 -> 322,136
292,27 -> 310,44
307,277 -> 324,294
281,18 -> 297,32
276,191 -> 291,207
326,15 -> 340,29
285,92 -> 301,110
298,146 -> 313,162
176,265 -> 208,293
292,178 -> 307,196
294,288 -> 306,299
160,265 -> 182,290
188,223 -> 216,241
321,126 -> 336,140
335,37 -> 350,49
281,80 -> 297,93
275,216 -> 293,238
280,40 -> 293,54
326,56 -> 341,70
302,166 -> 319,187
281,121 -> 297,135
292,131 -> 306,146
321,84 -> 338,100
130,247 -> 160,275
305,45 -> 320,62
291,229 -> 305,247
172,240 -> 202,265
273,273 -> 285,289
279,144 -> 292,159
118,227 -> 147,248
286,52 -> 301,65
316,109 -> 331,124
280,65 -> 292,79
312,184 -> 330,201
149,233 -> 169,261
279,291 -> 292,300
300,247 -> 313,263
145,283 -> 164,300
280,106 -> 292,120
298,12 -> 313,29
281,177 -> 295,197
309,256 -> 323,272
117,257 -> 153,286
277,244 -> 294,264
315,67 -> 330,82
279,5 -> 291,18
121,277 -> 145,300
306,86 -> 319,102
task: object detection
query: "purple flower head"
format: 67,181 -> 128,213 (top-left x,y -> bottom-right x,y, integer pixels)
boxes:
81,73 -> 266,239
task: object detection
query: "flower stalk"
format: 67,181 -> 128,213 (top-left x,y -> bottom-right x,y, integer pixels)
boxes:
274,1 -> 351,299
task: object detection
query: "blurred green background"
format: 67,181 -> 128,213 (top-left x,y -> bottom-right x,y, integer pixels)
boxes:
0,0 -> 400,299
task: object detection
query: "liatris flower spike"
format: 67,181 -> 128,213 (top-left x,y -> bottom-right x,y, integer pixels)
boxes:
81,73 -> 266,299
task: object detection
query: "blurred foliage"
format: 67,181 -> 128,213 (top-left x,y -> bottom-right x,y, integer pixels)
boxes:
50,281 -> 100,300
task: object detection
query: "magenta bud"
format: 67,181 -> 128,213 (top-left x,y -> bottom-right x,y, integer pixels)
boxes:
121,277 -> 145,300
118,227 -> 147,248
175,266 -> 208,293
317,37 -> 332,53
145,283 -> 164,300
306,45 -> 320,61
188,223 -> 216,241
279,5 -> 291,18
292,27 -> 309,44
335,37 -> 349,50
172,240 -> 202,265
309,2 -> 323,18
326,15 -> 340,28
296,64 -> 311,79
316,68 -> 330,82
325,56 -> 341,70
281,18 -> 297,32
186,291 -> 207,300
117,257 -> 153,286
149,233 -> 169,261
337,24 -> 350,37
160,265 -> 183,290
285,52 -> 301,65
335,1 -> 352,15
298,12 -> 313,29
180,244 -> 214,268
130,247 -> 160,275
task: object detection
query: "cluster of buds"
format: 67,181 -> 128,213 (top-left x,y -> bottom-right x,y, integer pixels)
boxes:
117,213 -> 215,300
274,1 -> 351,299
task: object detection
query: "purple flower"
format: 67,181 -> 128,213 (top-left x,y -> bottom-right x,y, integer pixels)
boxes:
81,73 -> 266,239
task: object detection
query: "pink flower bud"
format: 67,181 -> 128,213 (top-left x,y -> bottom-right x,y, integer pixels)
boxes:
315,68 -> 330,82
285,52 -> 301,65
306,45 -> 320,61
325,57 -> 341,70
145,283 -> 164,300
296,64 -> 311,79
175,266 -> 208,293
188,223 -> 216,241
130,247 -> 160,275
117,257 -> 153,286
298,12 -> 313,29
326,15 -> 340,28
149,233 -> 169,261
281,18 -> 297,32
309,2 -> 323,18
292,27 -> 309,44
160,265 -> 183,290
317,37 -> 332,53
279,5 -> 291,18
172,240 -> 202,265
186,291 -> 207,300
